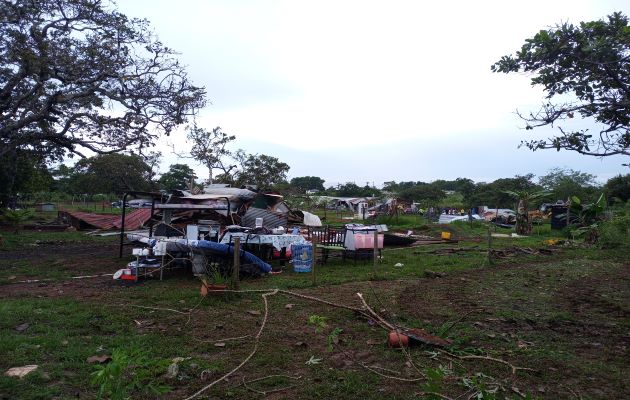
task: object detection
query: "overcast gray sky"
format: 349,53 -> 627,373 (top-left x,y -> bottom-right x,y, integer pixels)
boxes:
118,0 -> 630,187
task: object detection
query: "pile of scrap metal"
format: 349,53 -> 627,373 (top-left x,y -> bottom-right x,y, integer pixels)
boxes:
160,186 -> 322,230
58,187 -> 321,233
59,208 -> 153,231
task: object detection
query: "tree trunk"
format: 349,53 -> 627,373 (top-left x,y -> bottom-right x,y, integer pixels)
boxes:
207,164 -> 213,185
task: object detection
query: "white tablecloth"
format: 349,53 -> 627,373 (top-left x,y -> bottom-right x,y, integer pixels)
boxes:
220,232 -> 306,251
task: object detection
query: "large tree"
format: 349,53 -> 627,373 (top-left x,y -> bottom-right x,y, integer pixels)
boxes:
290,176 -> 325,192
70,153 -> 152,194
538,167 -> 599,202
465,174 -> 540,208
397,184 -> 445,205
0,0 -> 205,160
492,12 -> 629,162
159,163 -> 197,191
187,126 -> 235,184
605,173 -> 630,202
0,150 -> 53,205
228,151 -> 290,189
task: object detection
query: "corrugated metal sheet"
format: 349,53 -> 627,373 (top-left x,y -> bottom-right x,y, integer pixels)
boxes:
241,208 -> 288,229
60,209 -> 152,230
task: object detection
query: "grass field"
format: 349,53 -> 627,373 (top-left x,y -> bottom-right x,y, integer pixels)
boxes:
0,220 -> 628,399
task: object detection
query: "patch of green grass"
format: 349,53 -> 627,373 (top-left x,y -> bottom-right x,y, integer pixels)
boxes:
0,231 -> 115,251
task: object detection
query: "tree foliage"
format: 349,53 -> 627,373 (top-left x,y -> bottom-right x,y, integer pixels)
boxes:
70,153 -> 152,194
187,126 -> 235,184
0,0 -> 205,160
290,176 -> 325,192
227,151 -> 290,189
538,167 -> 599,201
158,164 -> 196,191
397,184 -> 445,204
605,173 -> 630,202
330,182 -> 379,198
492,12 -> 630,162
0,150 -> 53,205
465,174 -> 540,208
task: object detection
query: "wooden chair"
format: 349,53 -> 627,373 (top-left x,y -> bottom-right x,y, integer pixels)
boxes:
308,226 -> 346,264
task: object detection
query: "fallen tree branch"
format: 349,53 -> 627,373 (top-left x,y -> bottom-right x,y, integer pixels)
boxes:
440,350 -> 535,375
194,334 -> 253,344
124,304 -> 189,315
415,391 -> 455,400
240,374 -> 302,396
357,292 -> 396,331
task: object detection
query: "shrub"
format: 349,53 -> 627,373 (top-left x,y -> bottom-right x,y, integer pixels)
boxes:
599,203 -> 630,249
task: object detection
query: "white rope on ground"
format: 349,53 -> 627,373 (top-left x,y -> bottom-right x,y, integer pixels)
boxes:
182,289 -> 279,400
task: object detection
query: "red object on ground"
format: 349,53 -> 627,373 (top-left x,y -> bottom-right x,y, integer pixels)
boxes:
388,328 -> 452,348
388,331 -> 410,347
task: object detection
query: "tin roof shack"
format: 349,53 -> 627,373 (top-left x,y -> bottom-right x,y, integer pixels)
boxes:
316,196 -> 370,213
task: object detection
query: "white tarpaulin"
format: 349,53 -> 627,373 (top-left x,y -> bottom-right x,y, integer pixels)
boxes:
302,211 -> 322,227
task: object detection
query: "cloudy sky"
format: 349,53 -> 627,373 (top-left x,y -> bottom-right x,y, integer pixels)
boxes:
118,0 -> 629,187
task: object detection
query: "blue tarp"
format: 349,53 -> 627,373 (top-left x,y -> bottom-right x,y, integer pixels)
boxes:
188,240 -> 272,273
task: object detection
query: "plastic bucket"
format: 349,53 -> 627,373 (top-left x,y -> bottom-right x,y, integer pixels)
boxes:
441,231 -> 451,240
292,244 -> 313,273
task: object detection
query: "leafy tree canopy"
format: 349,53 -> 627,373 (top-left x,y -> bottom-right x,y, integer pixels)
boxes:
187,126 -> 235,184
290,176 -> 325,192
397,184 -> 445,205
70,153 -> 152,194
0,0 -> 205,161
158,164 -> 196,191
605,173 -> 630,202
492,12 -> 630,162
465,174 -> 540,208
331,183 -> 380,198
0,150 -> 53,205
538,167 -> 599,202
221,151 -> 290,190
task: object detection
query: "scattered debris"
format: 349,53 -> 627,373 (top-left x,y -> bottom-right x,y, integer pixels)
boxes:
305,355 -> 322,365
4,365 -> 38,378
394,263 -> 404,267
389,328 -> 452,348
489,247 -> 556,258
247,310 -> 261,316
15,323 -> 29,332
165,363 -> 179,379
423,270 -> 447,278
418,246 -> 482,256
86,355 -> 112,364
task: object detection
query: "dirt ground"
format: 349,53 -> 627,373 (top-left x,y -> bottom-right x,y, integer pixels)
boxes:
0,243 -> 125,298
398,261 -> 630,399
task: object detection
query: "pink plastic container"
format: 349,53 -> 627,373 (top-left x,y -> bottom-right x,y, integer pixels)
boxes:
353,233 -> 384,249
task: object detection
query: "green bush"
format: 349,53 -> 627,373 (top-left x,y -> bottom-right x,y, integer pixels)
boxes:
599,208 -> 630,249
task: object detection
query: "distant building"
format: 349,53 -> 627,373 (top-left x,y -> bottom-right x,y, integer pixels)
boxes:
35,202 -> 55,212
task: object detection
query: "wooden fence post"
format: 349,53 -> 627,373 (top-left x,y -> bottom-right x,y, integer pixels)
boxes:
311,237 -> 317,286
233,237 -> 240,290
